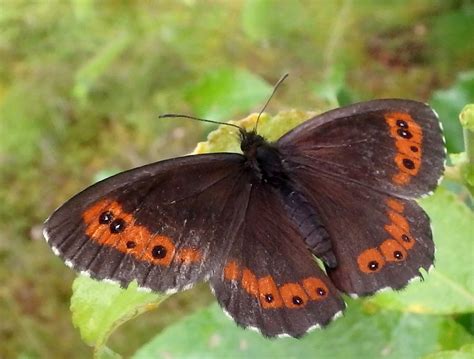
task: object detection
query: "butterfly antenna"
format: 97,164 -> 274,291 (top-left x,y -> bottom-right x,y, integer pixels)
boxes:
159,114 -> 243,131
255,73 -> 289,131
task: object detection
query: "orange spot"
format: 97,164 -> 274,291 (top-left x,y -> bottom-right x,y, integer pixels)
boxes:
82,200 -> 177,267
176,248 -> 202,264
302,277 -> 328,300
142,235 -> 175,266
83,199 -> 113,242
387,210 -> 409,232
242,269 -> 258,297
379,239 -> 408,262
386,198 -> 405,213
394,154 -> 421,176
395,138 -> 422,159
223,261 -> 240,281
384,223 -> 415,250
116,225 -> 147,254
258,276 -> 284,309
357,248 -> 385,273
393,172 -> 410,185
279,283 -> 309,308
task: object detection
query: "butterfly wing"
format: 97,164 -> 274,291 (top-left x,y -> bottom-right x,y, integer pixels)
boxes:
278,99 -> 446,198
284,173 -> 434,297
277,99 -> 443,297
44,153 -> 251,293
210,180 -> 345,338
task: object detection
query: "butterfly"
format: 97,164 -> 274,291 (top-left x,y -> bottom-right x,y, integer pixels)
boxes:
43,99 -> 446,338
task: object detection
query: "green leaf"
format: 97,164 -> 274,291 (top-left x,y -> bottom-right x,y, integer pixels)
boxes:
431,71 -> 474,153
369,188 -> 474,314
423,343 -> 474,359
460,104 -> 474,132
71,276 -> 165,351
185,68 -> 272,121
459,104 -> 474,193
133,301 -> 472,359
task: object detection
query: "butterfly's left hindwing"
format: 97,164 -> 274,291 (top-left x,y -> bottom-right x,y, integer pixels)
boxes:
44,154 -> 249,293
210,181 -> 345,338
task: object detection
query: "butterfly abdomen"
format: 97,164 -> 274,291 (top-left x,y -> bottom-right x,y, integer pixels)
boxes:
281,189 -> 336,268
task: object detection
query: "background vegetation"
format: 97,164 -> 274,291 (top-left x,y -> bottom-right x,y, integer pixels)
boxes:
0,1 -> 473,358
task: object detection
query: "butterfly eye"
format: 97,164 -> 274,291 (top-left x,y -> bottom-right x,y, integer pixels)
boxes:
99,211 -> 114,224
110,218 -> 126,233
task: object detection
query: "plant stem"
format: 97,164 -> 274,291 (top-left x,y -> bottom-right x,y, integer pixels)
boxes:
459,104 -> 474,197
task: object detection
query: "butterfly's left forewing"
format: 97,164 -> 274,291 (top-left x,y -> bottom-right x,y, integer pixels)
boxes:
44,153 -> 250,293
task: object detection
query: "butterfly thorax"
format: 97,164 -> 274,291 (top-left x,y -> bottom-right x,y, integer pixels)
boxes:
240,129 -> 286,184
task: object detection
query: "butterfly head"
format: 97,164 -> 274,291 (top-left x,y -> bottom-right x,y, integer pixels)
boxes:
240,129 -> 266,158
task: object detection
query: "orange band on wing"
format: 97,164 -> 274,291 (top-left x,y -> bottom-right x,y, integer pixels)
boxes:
357,198 -> 416,274
222,261 -> 330,310
384,112 -> 423,185
82,199 -> 200,267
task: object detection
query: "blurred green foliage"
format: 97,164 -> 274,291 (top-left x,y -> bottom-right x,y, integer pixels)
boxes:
0,1 -> 473,358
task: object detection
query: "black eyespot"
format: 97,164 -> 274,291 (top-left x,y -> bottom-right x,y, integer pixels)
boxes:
403,158 -> 415,169
317,287 -> 326,296
126,241 -> 136,249
410,146 -> 419,152
110,218 -> 126,233
394,251 -> 403,260
368,261 -> 379,271
401,234 -> 411,242
99,211 -> 114,224
396,119 -> 408,128
397,129 -> 413,139
152,245 -> 167,259
292,296 -> 303,305
264,294 -> 274,303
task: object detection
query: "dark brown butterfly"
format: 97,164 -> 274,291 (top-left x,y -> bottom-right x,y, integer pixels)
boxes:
44,99 -> 445,338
